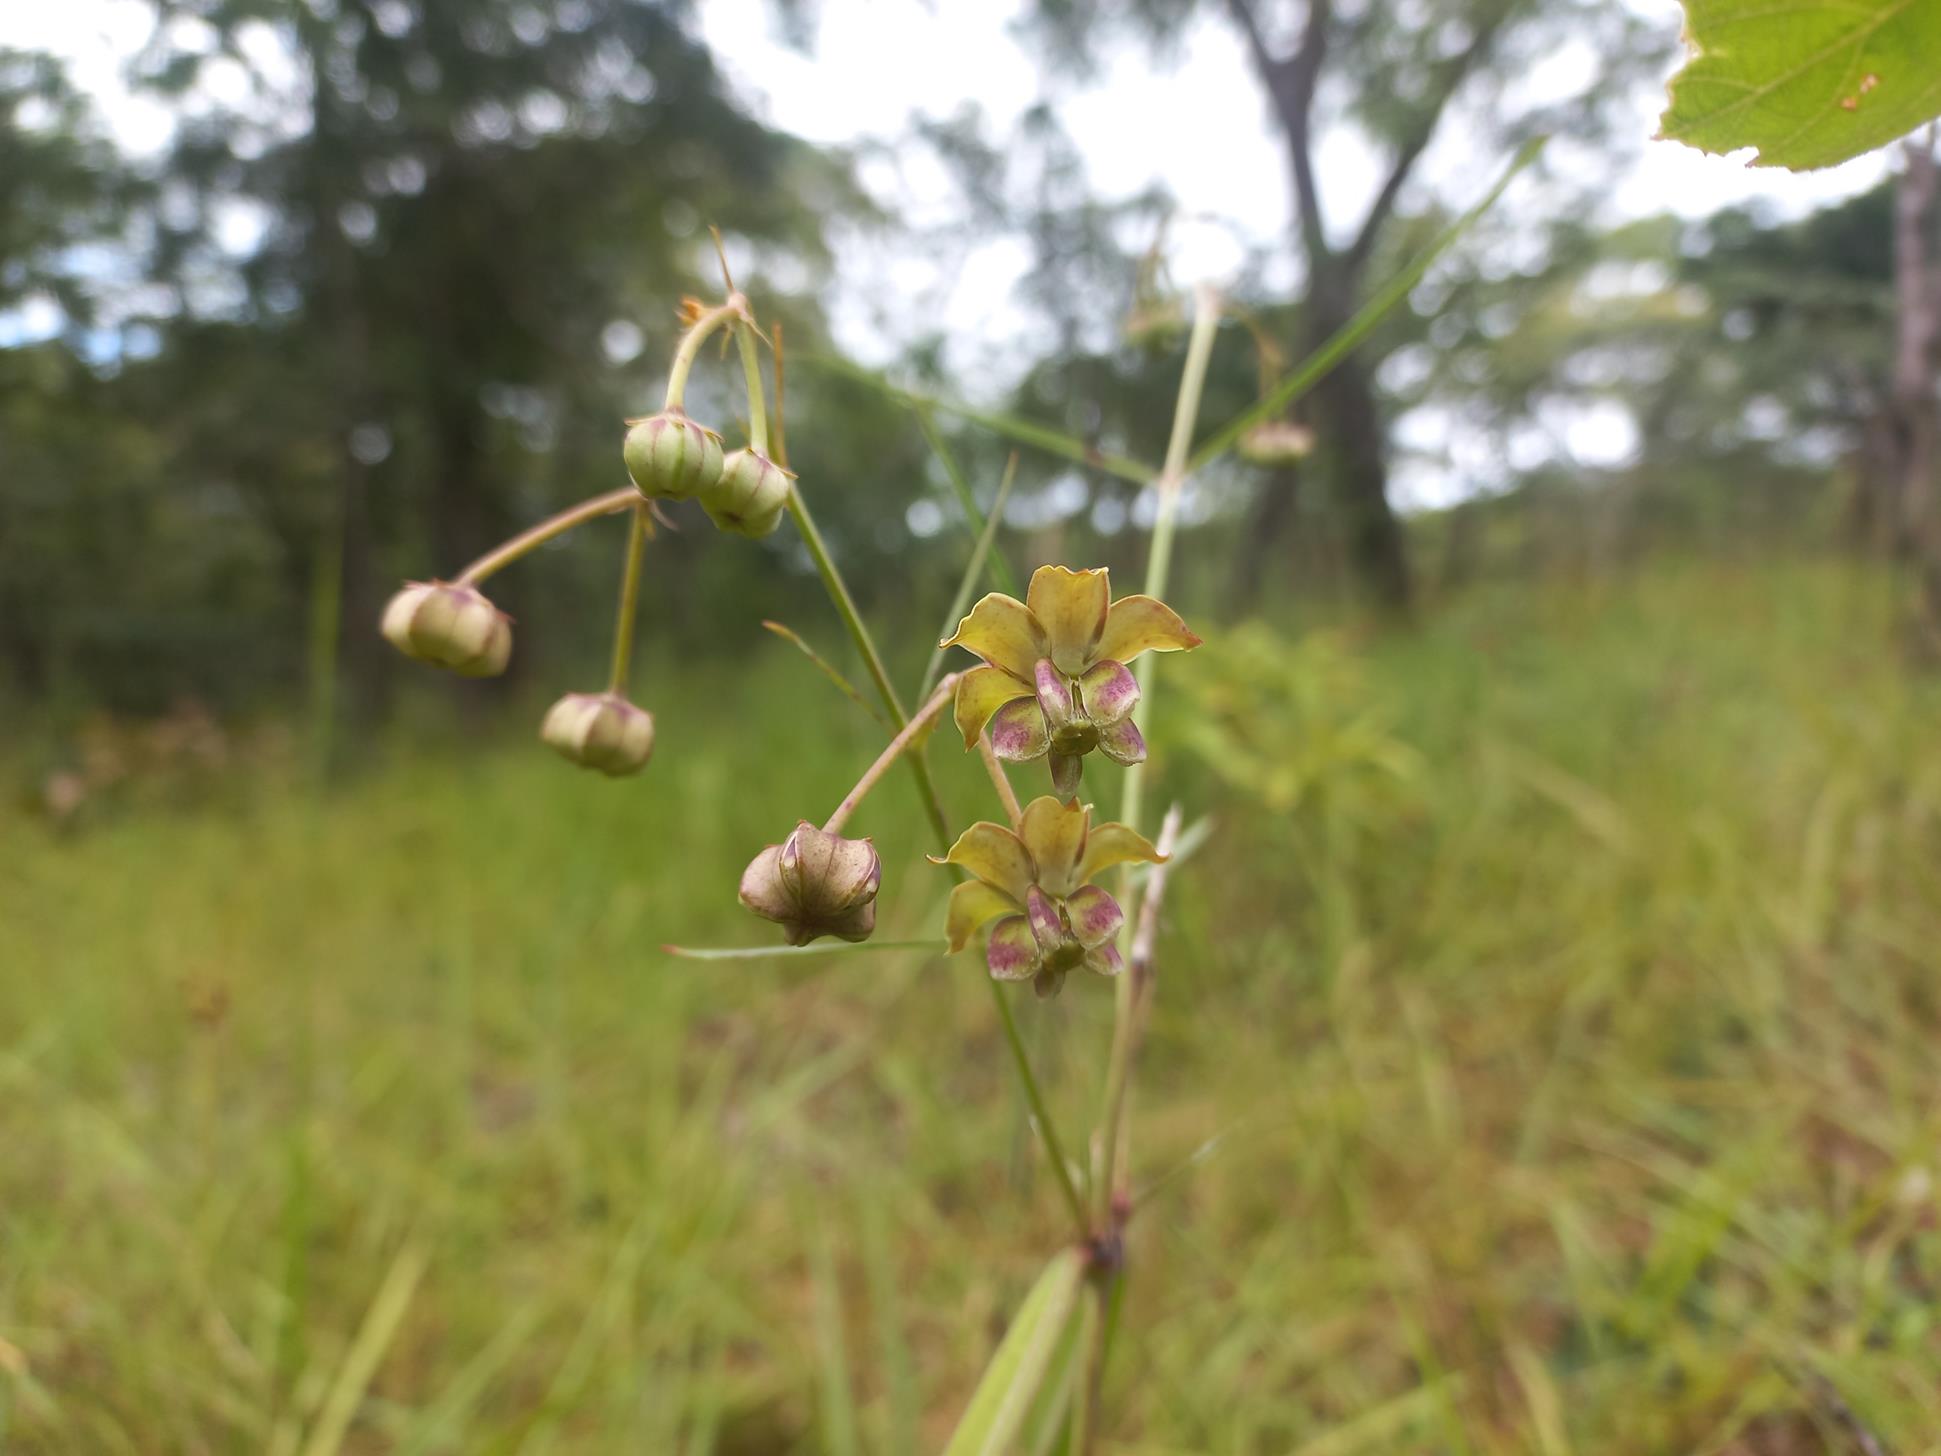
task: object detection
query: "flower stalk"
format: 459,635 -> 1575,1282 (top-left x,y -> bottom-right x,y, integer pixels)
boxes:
822,674 -> 959,835
662,301 -> 740,413
454,487 -> 637,586
606,501 -> 650,696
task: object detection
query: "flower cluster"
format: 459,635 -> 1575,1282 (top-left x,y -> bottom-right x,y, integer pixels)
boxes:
936,796 -> 1164,999
942,565 -> 1200,798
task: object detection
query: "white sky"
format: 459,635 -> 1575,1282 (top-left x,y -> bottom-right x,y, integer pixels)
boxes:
9,0 -> 1899,505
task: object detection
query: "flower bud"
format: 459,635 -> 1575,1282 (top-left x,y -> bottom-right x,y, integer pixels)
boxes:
623,409 -> 725,500
738,821 -> 880,945
1237,420 -> 1314,466
380,580 -> 511,677
701,447 -> 793,538
539,691 -> 655,776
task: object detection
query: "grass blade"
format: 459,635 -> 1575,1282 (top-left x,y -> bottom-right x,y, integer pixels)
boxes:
810,1227 -> 863,1456
761,620 -> 888,728
1190,136 -> 1546,473
299,1241 -> 428,1456
914,412 -> 1023,597
920,452 -> 1020,699
800,351 -> 1158,487
661,939 -> 949,961
943,1247 -> 1087,1456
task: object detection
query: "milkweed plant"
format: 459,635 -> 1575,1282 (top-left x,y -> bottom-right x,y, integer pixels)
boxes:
380,148 -> 1537,1449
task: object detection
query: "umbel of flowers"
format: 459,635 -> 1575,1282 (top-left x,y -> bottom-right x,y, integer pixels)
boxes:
942,564 -> 1201,798
936,795 -> 1164,999
376,279 -> 795,774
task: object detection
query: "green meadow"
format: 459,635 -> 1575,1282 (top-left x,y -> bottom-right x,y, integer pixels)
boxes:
4,557 -> 1938,1453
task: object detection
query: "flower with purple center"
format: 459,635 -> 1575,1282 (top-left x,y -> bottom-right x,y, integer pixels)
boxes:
934,794 -> 1165,999
940,565 -> 1200,798
739,822 -> 882,946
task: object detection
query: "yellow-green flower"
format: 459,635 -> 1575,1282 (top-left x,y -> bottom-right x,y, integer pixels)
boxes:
940,565 -> 1200,797
934,795 -> 1164,998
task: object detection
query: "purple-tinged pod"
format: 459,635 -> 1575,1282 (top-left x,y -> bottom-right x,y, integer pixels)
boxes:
380,580 -> 512,677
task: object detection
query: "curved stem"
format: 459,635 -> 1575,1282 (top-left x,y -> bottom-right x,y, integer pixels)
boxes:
605,502 -> 649,696
662,302 -> 739,413
454,487 -> 637,586
976,731 -> 1024,831
992,982 -> 1088,1237
733,315 -> 770,456
822,676 -> 958,834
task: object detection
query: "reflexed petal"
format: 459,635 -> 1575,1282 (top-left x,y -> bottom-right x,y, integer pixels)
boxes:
945,879 -> 1020,952
737,843 -> 795,921
1064,884 -> 1124,948
1075,821 -> 1165,885
1025,885 -> 1065,952
1018,795 -> 1090,897
985,915 -> 1039,981
988,697 -> 1050,762
1026,566 -> 1111,675
1033,659 -> 1077,730
954,665 -> 1033,750
1083,943 -> 1125,977
1094,594 -> 1202,665
932,821 -> 1035,903
1096,715 -> 1147,766
940,592 -> 1045,679
781,822 -> 881,915
1049,750 -> 1082,800
1076,659 -> 1139,727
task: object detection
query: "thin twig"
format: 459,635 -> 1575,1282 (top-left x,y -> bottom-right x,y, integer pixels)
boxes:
822,676 -> 958,834
455,487 -> 637,585
976,731 -> 1025,831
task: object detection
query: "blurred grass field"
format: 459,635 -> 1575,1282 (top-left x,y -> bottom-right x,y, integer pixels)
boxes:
4,557 -> 1940,1454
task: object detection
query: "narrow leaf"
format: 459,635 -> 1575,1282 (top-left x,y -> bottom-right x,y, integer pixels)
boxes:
762,620 -> 888,728
920,452 -> 1021,699
810,1228 -> 863,1456
943,1247 -> 1088,1456
299,1242 -> 428,1456
801,351 -> 1158,486
661,939 -> 949,961
1660,0 -> 1941,170
915,411 -> 1023,597
1191,136 -> 1547,473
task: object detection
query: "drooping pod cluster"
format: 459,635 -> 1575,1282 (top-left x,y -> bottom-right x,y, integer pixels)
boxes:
378,289 -> 800,778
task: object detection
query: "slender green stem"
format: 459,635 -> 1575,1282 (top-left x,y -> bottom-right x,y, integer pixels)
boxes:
991,980 -> 1088,1236
454,487 -> 637,586
733,314 -> 770,456
1070,1273 -> 1106,1455
605,502 -> 650,696
823,676 -> 959,834
770,320 -> 790,470
662,302 -> 739,412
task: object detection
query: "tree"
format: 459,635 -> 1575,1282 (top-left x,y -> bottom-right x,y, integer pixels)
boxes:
1024,0 -> 1665,611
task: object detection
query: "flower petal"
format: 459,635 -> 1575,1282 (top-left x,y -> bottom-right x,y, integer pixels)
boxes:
954,665 -> 1032,750
940,592 -> 1045,680
1025,885 -> 1065,952
1049,750 -> 1083,800
737,843 -> 795,922
932,821 -> 1035,903
1096,716 -> 1147,766
988,697 -> 1050,762
1084,943 -> 1125,978
1026,565 -> 1110,674
1075,821 -> 1165,886
827,899 -> 877,945
1064,884 -> 1125,949
1033,659 -> 1077,731
1094,594 -> 1201,666
945,879 -> 1020,952
1018,795 -> 1090,897
985,914 -> 1039,981
781,822 -> 881,915
1076,659 -> 1139,727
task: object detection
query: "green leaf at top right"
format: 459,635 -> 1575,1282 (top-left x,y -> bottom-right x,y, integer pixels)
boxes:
1659,0 -> 1941,171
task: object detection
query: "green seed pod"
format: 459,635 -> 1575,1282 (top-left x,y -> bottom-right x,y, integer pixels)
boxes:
701,447 -> 793,538
623,409 -> 724,500
379,580 -> 511,677
539,691 -> 655,776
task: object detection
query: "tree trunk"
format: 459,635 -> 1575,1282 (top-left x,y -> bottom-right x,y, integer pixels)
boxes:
1892,133 -> 1940,632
